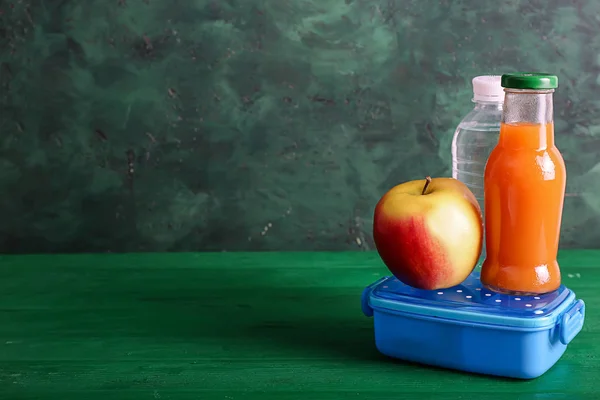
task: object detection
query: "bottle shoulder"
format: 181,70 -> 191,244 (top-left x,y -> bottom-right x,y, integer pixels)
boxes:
486,145 -> 566,180
457,107 -> 503,129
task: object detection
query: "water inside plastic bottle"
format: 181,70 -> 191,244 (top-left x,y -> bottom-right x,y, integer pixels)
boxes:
452,122 -> 501,267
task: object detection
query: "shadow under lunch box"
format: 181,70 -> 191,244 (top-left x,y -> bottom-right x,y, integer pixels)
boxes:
361,271 -> 585,379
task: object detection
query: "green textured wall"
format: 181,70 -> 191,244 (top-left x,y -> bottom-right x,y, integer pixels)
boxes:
1,0 -> 599,253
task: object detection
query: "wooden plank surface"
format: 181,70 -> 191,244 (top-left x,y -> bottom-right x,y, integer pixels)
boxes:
0,251 -> 598,399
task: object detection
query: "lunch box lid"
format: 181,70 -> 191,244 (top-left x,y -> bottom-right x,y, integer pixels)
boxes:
362,271 -> 584,330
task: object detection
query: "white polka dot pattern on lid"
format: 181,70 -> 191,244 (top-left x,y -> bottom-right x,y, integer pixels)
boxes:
376,274 -> 557,312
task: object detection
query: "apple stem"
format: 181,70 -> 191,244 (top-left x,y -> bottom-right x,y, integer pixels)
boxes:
421,176 -> 432,195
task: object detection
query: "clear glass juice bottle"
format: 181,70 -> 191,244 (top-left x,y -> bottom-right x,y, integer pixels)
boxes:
481,73 -> 566,295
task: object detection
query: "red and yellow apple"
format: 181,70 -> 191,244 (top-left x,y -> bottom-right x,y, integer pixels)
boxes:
373,176 -> 483,290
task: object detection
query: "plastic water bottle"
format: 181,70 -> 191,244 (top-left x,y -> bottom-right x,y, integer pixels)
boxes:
452,75 -> 504,267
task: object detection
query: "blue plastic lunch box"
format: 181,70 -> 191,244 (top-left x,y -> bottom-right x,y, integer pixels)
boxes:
361,271 -> 585,379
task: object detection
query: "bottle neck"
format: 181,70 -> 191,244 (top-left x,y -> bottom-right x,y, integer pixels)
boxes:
502,89 -> 554,124
473,100 -> 503,111
499,89 -> 555,150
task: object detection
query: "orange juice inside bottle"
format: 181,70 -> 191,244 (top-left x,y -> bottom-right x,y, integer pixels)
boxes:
481,73 -> 566,295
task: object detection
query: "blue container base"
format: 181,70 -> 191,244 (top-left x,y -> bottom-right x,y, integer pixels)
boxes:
372,308 -> 566,379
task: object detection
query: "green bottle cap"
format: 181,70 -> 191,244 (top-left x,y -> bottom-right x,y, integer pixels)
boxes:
501,73 -> 558,90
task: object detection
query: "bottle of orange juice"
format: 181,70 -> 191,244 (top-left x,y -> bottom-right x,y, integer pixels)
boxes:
481,73 -> 566,295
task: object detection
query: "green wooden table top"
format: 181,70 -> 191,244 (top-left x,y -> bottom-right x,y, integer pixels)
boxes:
0,251 -> 598,399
